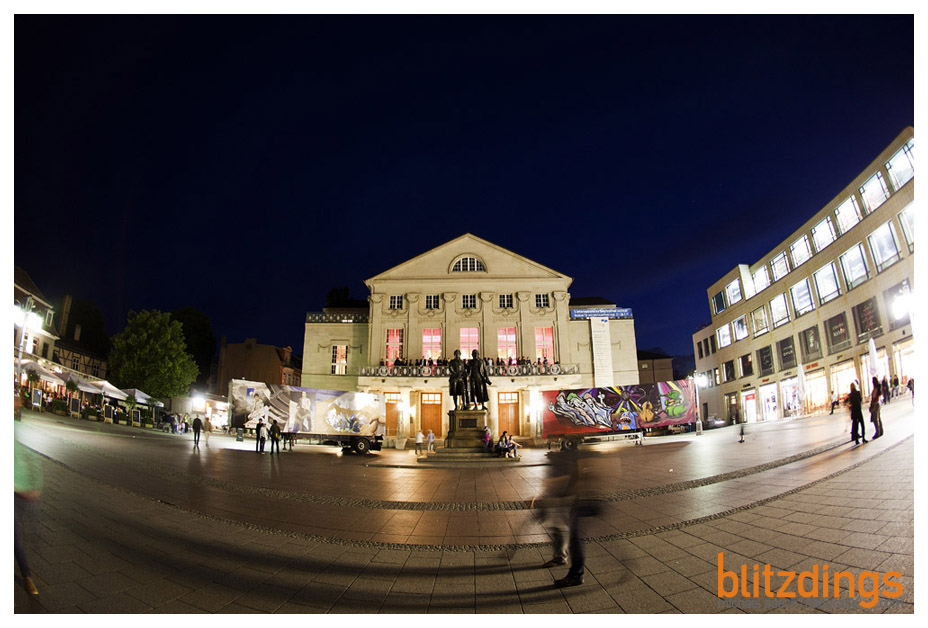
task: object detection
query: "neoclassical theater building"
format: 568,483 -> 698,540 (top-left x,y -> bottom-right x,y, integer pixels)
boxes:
301,234 -> 640,443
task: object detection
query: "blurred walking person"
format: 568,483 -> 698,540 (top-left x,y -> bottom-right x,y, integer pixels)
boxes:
14,391 -> 42,596
192,414 -> 202,448
870,377 -> 884,439
848,383 -> 866,445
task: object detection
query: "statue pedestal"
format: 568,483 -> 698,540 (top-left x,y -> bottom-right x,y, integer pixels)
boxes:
446,409 -> 488,449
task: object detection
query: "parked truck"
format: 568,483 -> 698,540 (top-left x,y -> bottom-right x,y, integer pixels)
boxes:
228,379 -> 385,454
542,379 -> 698,450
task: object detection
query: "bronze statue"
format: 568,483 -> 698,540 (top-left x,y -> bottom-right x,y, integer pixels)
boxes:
468,349 -> 491,410
448,350 -> 469,410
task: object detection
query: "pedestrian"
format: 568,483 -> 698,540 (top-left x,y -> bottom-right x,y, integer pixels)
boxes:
553,449 -> 603,588
256,418 -> 267,454
268,420 -> 281,455
830,390 -> 838,415
870,377 -> 884,439
533,450 -> 571,569
414,429 -> 424,455
14,391 -> 42,596
907,377 -> 914,403
482,426 -> 492,452
426,429 -> 436,453
204,416 -> 212,446
192,414 -> 202,448
881,376 -> 891,405
507,434 -> 520,458
847,383 -> 866,445
892,374 -> 900,398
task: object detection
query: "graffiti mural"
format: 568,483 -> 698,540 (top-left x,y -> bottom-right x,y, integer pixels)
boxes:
542,379 -> 697,437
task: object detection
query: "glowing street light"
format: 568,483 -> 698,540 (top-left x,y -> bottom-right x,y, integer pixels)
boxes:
14,296 -> 40,388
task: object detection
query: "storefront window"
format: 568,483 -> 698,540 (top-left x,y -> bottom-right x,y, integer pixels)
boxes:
851,297 -> 882,344
811,216 -> 836,252
790,235 -> 812,268
757,346 -> 775,376
717,324 -> 732,348
771,252 -> 790,282
777,336 -> 797,371
868,221 -> 901,272
859,171 -> 890,213
790,278 -> 815,316
799,325 -> 822,362
813,262 -> 841,305
885,138 -> 915,190
752,266 -> 770,293
824,312 -> 852,354
839,243 -> 869,290
770,293 -> 790,328
834,196 -> 862,234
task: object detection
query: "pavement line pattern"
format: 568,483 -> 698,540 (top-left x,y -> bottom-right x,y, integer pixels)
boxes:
25,434 -> 910,553
30,424 -> 857,512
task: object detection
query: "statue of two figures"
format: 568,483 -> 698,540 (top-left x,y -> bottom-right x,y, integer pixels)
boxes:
449,349 -> 492,411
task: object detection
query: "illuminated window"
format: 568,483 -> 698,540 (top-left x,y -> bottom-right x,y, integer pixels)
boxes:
898,204 -> 914,252
885,139 -> 914,190
460,328 -> 479,356
868,222 -> 901,272
389,296 -> 403,310
425,295 -> 440,309
813,263 -> 841,305
840,243 -> 870,290
499,294 -> 513,309
733,315 -> 748,341
422,328 -> 441,360
717,324 -> 732,348
497,327 -> 517,360
535,293 -> 550,308
834,196 -> 862,234
535,326 -> 554,361
811,217 -> 836,253
752,306 -> 769,337
385,329 -> 404,363
739,354 -> 753,377
859,172 -> 890,213
462,294 -> 477,309
44,310 -> 53,327
331,345 -> 348,375
452,256 -> 486,272
789,235 -> 812,268
790,278 -> 815,316
752,267 -> 770,294
725,280 -> 742,306
770,293 -> 790,328
771,252 -> 790,282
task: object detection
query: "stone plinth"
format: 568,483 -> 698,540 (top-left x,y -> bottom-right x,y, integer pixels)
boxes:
446,409 -> 488,449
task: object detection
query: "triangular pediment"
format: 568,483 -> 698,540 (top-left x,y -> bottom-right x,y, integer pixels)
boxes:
365,233 -> 572,286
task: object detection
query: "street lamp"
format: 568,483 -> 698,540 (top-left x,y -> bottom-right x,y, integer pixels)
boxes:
14,296 -> 40,389
693,373 -> 708,435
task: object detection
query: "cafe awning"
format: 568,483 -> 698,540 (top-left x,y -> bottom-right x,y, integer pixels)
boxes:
20,360 -> 65,385
58,371 -> 100,394
121,388 -> 165,408
91,380 -> 128,400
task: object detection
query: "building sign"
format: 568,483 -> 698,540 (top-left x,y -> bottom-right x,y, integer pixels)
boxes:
541,379 -> 697,436
825,312 -> 851,354
852,297 -> 882,343
799,325 -> 822,362
777,337 -> 797,370
570,307 -> 633,319
757,345 -> 775,376
589,317 -> 615,388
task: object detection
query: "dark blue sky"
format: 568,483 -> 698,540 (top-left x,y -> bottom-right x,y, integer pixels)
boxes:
15,15 -> 914,360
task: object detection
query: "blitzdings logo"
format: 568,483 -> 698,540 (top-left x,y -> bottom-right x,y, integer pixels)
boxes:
717,553 -> 903,609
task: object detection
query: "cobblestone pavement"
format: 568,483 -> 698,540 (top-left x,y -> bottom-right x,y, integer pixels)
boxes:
13,399 -> 915,613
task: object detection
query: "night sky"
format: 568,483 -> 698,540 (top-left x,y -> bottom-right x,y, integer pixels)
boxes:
14,15 -> 914,363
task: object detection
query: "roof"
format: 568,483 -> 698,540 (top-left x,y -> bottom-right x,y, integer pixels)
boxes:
14,266 -> 53,308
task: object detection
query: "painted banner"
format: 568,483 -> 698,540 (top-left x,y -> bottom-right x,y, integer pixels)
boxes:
228,379 -> 384,437
542,379 -> 697,437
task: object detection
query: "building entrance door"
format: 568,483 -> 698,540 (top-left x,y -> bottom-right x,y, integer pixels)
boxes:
421,393 -> 443,437
760,383 -> 778,421
740,390 -> 758,422
384,393 -> 401,437
497,392 -> 520,436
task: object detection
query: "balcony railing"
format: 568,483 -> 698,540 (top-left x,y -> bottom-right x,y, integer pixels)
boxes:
305,312 -> 369,324
359,363 -> 580,378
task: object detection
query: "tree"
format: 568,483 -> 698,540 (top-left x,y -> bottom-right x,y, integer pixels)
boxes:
170,307 -> 217,387
108,310 -> 198,398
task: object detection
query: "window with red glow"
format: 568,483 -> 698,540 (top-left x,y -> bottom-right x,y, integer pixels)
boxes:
386,329 -> 404,364
422,328 -> 441,360
535,327 -> 554,361
497,327 -> 517,360
460,328 -> 479,357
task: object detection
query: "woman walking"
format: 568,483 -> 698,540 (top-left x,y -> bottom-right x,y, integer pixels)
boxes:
848,383 -> 866,445
870,377 -> 884,439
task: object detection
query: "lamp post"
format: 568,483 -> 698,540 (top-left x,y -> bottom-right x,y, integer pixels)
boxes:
14,296 -> 38,389
693,374 -> 707,435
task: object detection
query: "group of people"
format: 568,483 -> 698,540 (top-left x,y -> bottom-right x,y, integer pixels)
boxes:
414,428 -> 436,455
846,377 -> 887,445
253,418 -> 283,454
487,428 -> 519,457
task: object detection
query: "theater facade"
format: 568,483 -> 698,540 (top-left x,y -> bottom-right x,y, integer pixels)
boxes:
301,234 -> 640,444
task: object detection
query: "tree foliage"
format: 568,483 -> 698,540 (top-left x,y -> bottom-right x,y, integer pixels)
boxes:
109,310 -> 198,398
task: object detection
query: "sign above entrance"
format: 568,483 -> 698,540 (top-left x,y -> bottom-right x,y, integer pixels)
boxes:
570,307 -> 633,319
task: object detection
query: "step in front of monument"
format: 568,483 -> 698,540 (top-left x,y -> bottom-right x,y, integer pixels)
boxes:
417,448 -> 521,465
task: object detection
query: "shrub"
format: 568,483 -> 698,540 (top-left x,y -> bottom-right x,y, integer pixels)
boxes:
51,398 -> 68,414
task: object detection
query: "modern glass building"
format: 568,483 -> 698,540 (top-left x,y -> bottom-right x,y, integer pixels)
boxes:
693,128 -> 915,424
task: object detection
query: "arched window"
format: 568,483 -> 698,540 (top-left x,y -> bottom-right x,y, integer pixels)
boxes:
451,256 -> 486,272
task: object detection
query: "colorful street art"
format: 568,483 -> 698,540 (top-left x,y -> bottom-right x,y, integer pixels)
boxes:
228,379 -> 384,437
542,379 -> 697,437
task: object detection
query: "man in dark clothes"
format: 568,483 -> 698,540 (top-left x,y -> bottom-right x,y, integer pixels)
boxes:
192,415 -> 203,448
